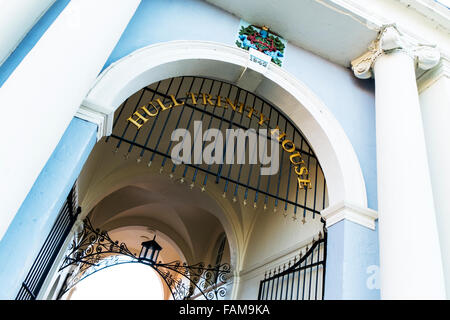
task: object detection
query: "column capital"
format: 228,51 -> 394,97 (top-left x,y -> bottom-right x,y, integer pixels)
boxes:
75,102 -> 112,141
321,201 -> 378,230
417,57 -> 450,93
351,24 -> 441,79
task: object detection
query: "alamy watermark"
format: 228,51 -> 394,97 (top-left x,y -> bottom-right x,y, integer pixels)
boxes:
366,265 -> 380,290
170,121 -> 279,175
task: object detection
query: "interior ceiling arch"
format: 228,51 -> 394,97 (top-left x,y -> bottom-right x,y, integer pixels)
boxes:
88,184 -> 227,262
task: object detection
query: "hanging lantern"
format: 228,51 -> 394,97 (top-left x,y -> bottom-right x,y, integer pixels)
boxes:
139,235 -> 162,264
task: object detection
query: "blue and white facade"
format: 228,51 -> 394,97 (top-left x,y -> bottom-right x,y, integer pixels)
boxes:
0,0 -> 449,300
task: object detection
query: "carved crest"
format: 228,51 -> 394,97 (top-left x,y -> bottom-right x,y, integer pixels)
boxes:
236,22 -> 286,67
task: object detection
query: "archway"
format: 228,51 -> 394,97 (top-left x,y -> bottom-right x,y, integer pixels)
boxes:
42,41 -> 369,301
81,40 -> 368,209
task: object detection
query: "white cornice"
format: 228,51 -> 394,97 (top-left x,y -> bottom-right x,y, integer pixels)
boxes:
75,103 -> 112,141
332,0 -> 450,65
321,201 -> 378,230
417,57 -> 450,93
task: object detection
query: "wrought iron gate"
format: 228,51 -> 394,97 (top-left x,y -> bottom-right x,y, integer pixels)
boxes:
56,217 -> 231,300
258,226 -> 327,300
16,184 -> 79,300
108,76 -> 328,219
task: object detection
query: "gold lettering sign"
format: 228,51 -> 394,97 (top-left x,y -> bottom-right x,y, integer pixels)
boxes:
126,92 -> 312,189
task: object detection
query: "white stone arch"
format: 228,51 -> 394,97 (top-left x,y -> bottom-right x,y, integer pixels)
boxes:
82,40 -> 368,209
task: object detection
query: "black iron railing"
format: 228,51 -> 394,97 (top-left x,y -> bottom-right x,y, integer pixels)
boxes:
16,184 -> 79,300
258,229 -> 327,300
108,76 -> 328,219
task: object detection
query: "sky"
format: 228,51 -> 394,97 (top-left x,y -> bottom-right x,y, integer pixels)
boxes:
68,263 -> 164,300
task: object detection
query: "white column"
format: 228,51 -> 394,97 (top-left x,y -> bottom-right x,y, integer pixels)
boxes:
0,0 -> 141,240
418,59 -> 450,296
0,0 -> 56,65
352,25 -> 446,299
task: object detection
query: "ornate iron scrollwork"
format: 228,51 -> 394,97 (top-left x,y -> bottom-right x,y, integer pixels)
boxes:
57,218 -> 231,300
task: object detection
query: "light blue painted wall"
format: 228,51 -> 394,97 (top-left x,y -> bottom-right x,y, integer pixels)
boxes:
325,220 -> 380,299
283,46 -> 377,211
0,118 -> 97,299
0,0 -> 70,87
104,0 -> 239,70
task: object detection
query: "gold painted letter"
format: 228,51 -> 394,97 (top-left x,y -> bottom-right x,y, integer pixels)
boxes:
155,98 -> 172,111
169,94 -> 185,107
201,93 -> 215,106
225,98 -> 244,113
289,152 -> 304,166
297,177 -> 312,189
141,103 -> 159,117
187,92 -> 197,105
282,139 -> 295,153
127,111 -> 149,129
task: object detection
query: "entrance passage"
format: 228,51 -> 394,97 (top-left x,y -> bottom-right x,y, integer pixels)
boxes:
18,76 -> 330,301
109,76 -> 328,218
